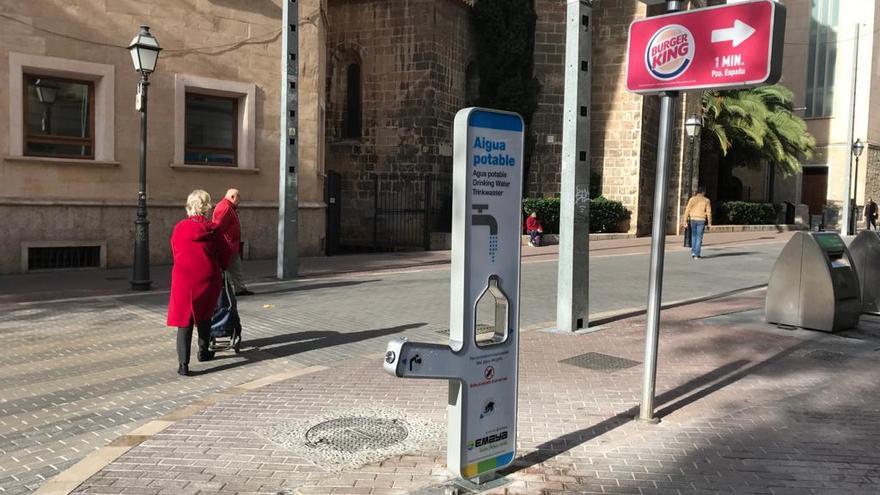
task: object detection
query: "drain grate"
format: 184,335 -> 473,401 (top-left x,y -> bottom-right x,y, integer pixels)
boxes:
560,352 -> 640,372
804,349 -> 847,363
305,417 -> 408,453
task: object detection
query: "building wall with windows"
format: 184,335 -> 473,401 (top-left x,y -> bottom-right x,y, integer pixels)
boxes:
732,0 -> 880,224
0,0 -> 328,274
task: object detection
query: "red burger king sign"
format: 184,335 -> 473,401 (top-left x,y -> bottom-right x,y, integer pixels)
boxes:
626,0 -> 785,94
645,25 -> 695,81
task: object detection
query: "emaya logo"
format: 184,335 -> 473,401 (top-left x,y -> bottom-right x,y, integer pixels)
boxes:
645,24 -> 694,80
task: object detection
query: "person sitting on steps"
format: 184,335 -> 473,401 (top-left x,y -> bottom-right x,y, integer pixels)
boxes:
525,211 -> 544,247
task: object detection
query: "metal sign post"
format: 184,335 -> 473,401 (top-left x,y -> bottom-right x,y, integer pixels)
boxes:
628,0 -> 786,422
277,0 -> 299,279
556,0 -> 592,333
384,108 -> 524,484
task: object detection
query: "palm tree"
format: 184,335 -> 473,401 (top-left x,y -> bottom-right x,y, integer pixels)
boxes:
700,84 -> 816,177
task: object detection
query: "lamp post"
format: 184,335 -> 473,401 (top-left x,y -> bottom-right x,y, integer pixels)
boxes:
684,114 -> 702,197
34,78 -> 58,134
128,25 -> 161,290
850,138 -> 865,235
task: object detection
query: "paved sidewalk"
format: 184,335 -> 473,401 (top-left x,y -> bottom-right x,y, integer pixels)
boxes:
1,234 -> 792,494
59,291 -> 880,495
0,231 -> 792,305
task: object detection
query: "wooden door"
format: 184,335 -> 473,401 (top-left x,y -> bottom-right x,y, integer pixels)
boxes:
801,167 -> 828,215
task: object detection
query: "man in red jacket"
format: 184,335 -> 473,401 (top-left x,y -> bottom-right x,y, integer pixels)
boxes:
212,188 -> 254,296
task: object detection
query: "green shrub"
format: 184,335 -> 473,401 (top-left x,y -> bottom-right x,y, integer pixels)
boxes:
591,197 -> 631,233
522,196 -> 630,234
718,201 -> 777,225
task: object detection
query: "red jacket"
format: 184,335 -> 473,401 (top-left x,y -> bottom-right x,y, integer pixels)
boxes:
525,216 -> 543,232
166,216 -> 233,327
212,198 -> 241,254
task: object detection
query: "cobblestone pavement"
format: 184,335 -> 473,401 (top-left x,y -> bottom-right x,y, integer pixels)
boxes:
68,291 -> 880,494
1,238 -> 787,493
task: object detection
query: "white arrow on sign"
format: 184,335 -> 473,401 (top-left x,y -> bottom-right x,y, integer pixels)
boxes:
711,20 -> 756,47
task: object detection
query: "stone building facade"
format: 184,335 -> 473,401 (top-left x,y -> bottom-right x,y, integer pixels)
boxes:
530,0 -> 689,235
0,0 -> 328,274
5,0 -> 871,275
716,0 -> 880,230
324,0 -> 473,250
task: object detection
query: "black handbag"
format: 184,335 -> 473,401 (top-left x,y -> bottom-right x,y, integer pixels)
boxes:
683,222 -> 692,248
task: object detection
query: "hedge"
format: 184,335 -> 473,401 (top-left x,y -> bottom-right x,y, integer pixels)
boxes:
522,197 -> 631,234
718,201 -> 776,225
522,198 -> 561,233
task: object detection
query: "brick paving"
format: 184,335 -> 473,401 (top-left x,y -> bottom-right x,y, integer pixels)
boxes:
0,233 -> 793,493
67,291 -> 880,494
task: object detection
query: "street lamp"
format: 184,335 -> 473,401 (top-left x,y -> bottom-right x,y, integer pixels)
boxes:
34,78 -> 58,134
128,25 -> 161,290
684,114 -> 702,196
850,138 -> 865,235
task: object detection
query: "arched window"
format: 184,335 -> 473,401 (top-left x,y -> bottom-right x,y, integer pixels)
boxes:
344,63 -> 361,139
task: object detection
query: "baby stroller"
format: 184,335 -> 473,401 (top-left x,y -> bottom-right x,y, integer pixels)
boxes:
209,274 -> 242,354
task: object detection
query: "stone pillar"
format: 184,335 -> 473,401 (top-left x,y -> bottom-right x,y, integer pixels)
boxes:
297,0 -> 329,255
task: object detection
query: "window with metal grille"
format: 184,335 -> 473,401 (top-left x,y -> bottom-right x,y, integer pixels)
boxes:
27,245 -> 101,270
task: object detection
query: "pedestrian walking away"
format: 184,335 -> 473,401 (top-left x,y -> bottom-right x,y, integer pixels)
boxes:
168,189 -> 233,376
865,198 -> 877,231
683,186 -> 712,259
213,188 -> 254,296
525,211 -> 544,247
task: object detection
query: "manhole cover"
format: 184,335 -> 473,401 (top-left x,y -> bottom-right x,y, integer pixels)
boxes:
560,352 -> 640,372
305,417 -> 408,453
260,407 -> 443,472
804,349 -> 846,363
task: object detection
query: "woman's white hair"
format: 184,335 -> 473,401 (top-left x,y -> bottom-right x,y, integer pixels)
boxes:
185,189 -> 212,217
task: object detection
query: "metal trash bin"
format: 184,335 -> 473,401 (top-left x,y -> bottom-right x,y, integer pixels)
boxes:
765,232 -> 861,331
847,230 -> 880,314
778,201 -> 795,225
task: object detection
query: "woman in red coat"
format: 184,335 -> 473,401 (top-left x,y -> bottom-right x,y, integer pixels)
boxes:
167,189 -> 233,376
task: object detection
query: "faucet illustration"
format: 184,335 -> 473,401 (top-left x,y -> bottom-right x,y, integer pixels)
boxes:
471,204 -> 498,235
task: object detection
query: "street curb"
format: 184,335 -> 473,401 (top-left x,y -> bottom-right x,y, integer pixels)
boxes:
33,365 -> 328,495
588,284 -> 768,327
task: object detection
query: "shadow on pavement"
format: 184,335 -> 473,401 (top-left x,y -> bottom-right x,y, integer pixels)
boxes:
190,323 -> 425,376
254,279 -> 380,296
700,251 -> 758,259
503,342 -> 809,474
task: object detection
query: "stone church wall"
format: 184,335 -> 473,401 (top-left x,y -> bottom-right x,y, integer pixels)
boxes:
325,0 -> 473,248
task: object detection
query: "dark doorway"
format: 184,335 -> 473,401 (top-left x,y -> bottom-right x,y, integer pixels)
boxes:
802,167 -> 828,215
325,171 -> 342,255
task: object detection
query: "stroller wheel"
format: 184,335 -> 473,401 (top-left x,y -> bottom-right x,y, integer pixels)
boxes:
234,341 -> 241,354
233,332 -> 242,354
